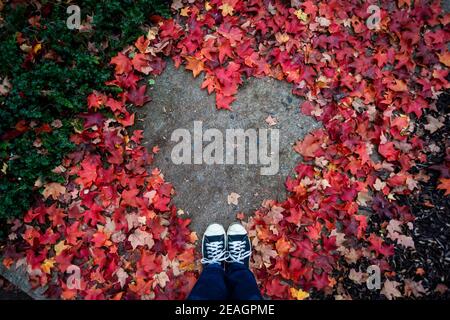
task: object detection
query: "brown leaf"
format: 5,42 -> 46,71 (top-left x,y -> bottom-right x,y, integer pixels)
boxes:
424,115 -> 444,133
42,182 -> 66,200
381,280 -> 402,300
0,77 -> 12,96
227,192 -> 240,205
128,228 -> 154,250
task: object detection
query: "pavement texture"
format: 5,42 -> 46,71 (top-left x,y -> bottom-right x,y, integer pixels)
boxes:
136,61 -> 320,235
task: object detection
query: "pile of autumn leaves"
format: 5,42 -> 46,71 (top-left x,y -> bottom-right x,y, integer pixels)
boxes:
2,25 -> 199,300
3,0 -> 450,299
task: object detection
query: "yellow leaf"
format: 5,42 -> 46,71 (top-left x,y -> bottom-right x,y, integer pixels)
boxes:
41,258 -> 55,274
54,240 -> 69,256
219,3 -> 234,16
294,9 -> 308,22
180,7 -> 190,17
33,43 -> 42,54
290,287 -> 310,300
1,162 -> 7,174
275,32 -> 290,44
146,27 -> 158,41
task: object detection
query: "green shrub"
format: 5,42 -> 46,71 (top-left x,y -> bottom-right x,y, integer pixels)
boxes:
0,1 -> 169,235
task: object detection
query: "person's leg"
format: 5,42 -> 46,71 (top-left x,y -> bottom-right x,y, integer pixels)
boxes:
187,223 -> 229,300
188,264 -> 228,300
225,223 -> 263,300
226,262 -> 262,300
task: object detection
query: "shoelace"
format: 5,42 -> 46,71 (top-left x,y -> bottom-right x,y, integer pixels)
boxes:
227,240 -> 251,264
201,241 -> 228,265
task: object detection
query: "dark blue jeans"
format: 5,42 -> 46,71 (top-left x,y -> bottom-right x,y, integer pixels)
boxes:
188,263 -> 263,300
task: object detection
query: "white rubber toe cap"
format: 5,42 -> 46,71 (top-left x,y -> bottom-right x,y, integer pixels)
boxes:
204,223 -> 226,237
227,222 -> 247,236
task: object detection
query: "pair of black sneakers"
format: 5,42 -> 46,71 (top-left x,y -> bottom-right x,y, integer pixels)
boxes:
201,222 -> 252,267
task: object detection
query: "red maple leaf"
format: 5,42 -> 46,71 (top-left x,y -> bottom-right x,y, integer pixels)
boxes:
368,233 -> 395,257
265,278 -> 288,299
293,130 -> 325,158
126,85 -> 150,106
378,142 -> 400,162
311,272 -> 329,291
135,35 -> 150,54
92,231 -> 108,248
121,188 -> 140,207
110,52 -> 133,74
132,53 -> 152,75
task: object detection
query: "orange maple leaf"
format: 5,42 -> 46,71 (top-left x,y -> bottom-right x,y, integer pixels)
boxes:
275,236 -> 291,256
437,178 -> 450,196
110,52 -> 132,74
438,51 -> 450,67
184,56 -> 204,77
397,0 -> 411,8
388,79 -> 408,92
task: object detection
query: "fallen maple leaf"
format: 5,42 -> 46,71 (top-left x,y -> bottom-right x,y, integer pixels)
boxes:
386,220 -> 415,249
41,258 -> 55,274
128,228 -> 154,250
293,131 -> 324,158
115,267 -> 129,288
438,51 -> 450,67
373,178 -> 387,192
180,7 -> 190,17
265,115 -> 277,126
153,271 -> 170,289
227,192 -> 240,205
126,84 -> 150,107
265,278 -> 288,298
275,236 -> 291,256
437,178 -> 450,196
381,280 -> 402,300
349,269 -> 367,284
42,183 -> 66,200
424,115 -> 444,133
388,79 -> 407,92
110,52 -> 132,74
294,9 -> 308,22
54,240 -> 69,256
92,231 -> 108,248
132,53 -> 152,75
404,279 -> 427,298
219,3 -> 234,16
290,287 -> 309,300
184,56 -> 204,78
275,32 -> 290,44
397,0 -> 412,8
378,142 -> 399,162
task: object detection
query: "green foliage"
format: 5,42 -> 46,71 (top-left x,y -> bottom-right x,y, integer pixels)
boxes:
0,0 -> 169,232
